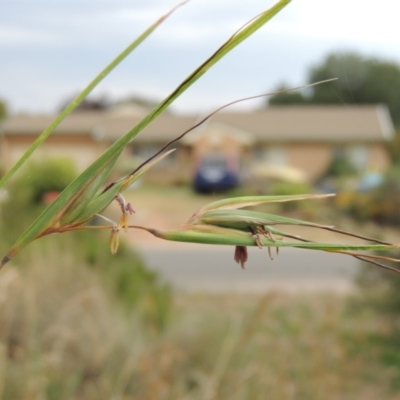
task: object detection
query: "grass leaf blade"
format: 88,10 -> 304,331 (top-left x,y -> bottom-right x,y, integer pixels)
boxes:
1,0 -> 291,268
0,1 -> 188,189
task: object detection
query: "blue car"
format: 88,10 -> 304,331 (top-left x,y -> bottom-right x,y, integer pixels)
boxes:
193,154 -> 239,193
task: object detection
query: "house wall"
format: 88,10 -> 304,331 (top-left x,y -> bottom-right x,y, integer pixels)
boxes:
287,142 -> 390,181
287,143 -> 332,181
144,135 -> 246,185
251,142 -> 390,183
366,144 -> 390,171
129,144 -> 194,185
1,130 -> 391,187
130,134 -> 248,185
249,142 -> 331,182
1,134 -> 104,172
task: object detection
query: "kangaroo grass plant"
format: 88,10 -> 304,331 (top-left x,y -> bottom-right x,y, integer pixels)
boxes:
130,194 -> 400,272
1,0 -> 400,274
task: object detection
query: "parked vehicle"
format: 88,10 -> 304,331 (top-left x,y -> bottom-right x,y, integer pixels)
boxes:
193,153 -> 239,193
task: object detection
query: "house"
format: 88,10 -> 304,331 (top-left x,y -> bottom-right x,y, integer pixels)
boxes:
0,112 -> 109,172
211,105 -> 394,182
0,105 -> 393,185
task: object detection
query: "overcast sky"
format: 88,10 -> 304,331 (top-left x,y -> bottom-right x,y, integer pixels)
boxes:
2,0 -> 400,115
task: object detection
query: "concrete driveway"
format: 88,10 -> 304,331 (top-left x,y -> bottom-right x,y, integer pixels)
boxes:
139,244 -> 360,293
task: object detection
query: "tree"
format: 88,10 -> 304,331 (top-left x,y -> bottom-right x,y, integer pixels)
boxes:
0,98 -> 7,120
307,53 -> 369,104
59,95 -> 109,112
268,84 -> 308,105
309,52 -> 400,126
268,52 -> 400,127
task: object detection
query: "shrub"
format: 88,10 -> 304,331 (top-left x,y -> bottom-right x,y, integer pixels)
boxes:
367,165 -> 400,225
338,165 -> 400,225
322,152 -> 358,179
334,191 -> 374,222
15,157 -> 78,204
268,181 -> 313,197
268,181 -> 315,211
0,158 -> 78,247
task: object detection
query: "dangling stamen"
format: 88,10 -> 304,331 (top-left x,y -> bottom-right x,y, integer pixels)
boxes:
110,226 -> 120,255
114,193 -> 135,232
234,246 -> 248,269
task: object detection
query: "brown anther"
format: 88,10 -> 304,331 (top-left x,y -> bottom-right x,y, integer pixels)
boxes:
234,246 -> 248,269
110,227 -> 120,255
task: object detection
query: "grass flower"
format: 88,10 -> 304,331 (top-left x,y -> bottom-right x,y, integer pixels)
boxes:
130,194 -> 400,274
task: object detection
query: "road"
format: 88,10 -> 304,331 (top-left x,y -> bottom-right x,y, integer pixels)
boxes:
139,244 -> 361,293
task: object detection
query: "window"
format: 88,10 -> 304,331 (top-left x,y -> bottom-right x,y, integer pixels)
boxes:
264,146 -> 287,166
252,145 -> 287,165
346,145 -> 368,171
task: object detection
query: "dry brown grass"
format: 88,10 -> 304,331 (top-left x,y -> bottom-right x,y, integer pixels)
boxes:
3,183 -> 400,399
0,242 -> 399,399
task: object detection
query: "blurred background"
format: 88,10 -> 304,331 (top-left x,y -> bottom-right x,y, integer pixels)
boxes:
2,1 -> 400,399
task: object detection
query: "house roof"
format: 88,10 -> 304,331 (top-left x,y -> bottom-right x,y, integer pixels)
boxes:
0,105 -> 393,143
0,112 -> 104,136
182,122 -> 255,146
213,105 -> 394,142
101,113 -> 198,142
